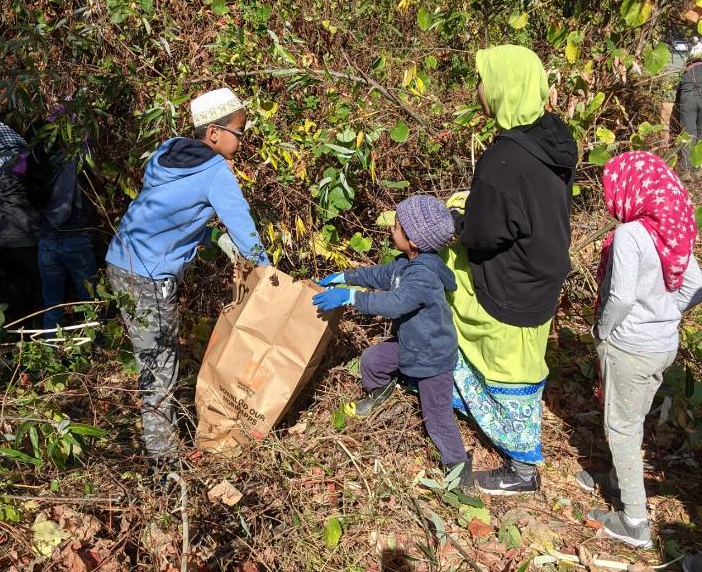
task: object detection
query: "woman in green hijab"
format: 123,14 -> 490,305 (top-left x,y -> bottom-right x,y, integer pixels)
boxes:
445,45 -> 578,495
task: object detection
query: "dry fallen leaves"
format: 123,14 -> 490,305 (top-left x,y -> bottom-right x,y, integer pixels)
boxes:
466,519 -> 493,539
207,480 -> 243,506
52,506 -> 101,545
141,521 -> 177,571
585,518 -> 603,530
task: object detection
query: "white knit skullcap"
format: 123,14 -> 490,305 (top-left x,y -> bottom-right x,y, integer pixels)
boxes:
190,88 -> 245,127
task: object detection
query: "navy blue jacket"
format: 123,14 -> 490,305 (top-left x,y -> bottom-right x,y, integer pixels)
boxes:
345,253 -> 458,378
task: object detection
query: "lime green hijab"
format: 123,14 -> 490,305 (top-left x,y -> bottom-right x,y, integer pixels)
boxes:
475,45 -> 549,130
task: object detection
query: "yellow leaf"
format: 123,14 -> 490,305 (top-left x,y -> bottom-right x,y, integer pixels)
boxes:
565,40 -> 579,63
295,161 -> 307,180
267,222 -> 276,245
259,101 -> 278,119
370,156 -> 376,182
355,130 -> 364,148
267,152 -> 278,170
32,514 -> 69,557
596,126 -> 616,145
310,234 -> 333,259
508,11 -> 528,29
375,210 -> 396,226
272,247 -> 282,265
279,223 -> 292,247
235,169 -> 254,183
281,149 -> 294,169
329,250 -> 351,268
410,76 -> 425,96
304,119 -> 316,133
397,0 -> 412,11
402,65 -> 417,87
321,20 -> 337,34
295,216 -> 307,240
698,0 -> 702,7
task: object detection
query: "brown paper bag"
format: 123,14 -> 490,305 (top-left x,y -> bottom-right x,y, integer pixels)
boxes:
195,263 -> 339,452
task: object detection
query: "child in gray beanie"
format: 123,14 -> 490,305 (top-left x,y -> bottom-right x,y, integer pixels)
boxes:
313,195 -> 471,489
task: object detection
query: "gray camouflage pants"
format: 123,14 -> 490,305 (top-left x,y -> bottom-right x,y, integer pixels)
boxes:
107,263 -> 180,459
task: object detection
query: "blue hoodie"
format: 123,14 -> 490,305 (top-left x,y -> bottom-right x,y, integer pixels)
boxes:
345,253 -> 458,378
106,138 -> 268,280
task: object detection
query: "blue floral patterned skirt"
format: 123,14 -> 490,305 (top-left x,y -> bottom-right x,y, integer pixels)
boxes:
452,352 -> 545,464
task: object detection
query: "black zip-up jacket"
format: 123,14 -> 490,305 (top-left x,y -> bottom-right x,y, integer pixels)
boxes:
454,112 -> 578,327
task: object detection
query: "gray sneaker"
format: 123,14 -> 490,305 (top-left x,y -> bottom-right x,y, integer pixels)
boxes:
683,555 -> 702,572
587,509 -> 652,548
575,470 -> 621,501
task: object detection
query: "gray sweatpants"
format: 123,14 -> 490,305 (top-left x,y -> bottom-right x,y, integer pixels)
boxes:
596,339 -> 677,519
107,264 -> 180,459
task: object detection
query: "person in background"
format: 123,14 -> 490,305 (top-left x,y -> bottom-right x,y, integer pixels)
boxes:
446,45 -> 578,495
575,151 -> 702,548
27,112 -> 100,331
676,55 -> 702,170
313,196 -> 472,490
105,87 -> 269,467
0,121 -> 41,326
690,36 -> 702,58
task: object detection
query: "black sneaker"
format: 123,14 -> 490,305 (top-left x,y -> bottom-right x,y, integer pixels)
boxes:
474,463 -> 540,496
444,453 -> 474,491
587,509 -> 652,548
353,382 -> 396,417
575,470 -> 621,500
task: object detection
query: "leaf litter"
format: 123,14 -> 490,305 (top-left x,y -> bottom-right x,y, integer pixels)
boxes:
2,211 -> 701,571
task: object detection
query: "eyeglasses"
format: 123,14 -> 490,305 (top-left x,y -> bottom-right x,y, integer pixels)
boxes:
213,124 -> 245,140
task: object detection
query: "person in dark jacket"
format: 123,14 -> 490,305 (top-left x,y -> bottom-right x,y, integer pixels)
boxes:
676,57 -> 702,170
445,45 -> 578,495
313,196 -> 471,488
29,116 -> 100,331
0,121 -> 41,325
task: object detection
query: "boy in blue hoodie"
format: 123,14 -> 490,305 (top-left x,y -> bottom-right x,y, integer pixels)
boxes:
105,87 -> 268,465
312,196 -> 471,486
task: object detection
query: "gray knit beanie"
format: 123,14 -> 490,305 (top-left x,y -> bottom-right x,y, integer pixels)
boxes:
395,195 -> 455,253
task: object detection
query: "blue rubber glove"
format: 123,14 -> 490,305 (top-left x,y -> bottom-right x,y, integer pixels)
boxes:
312,287 -> 356,311
317,272 -> 346,287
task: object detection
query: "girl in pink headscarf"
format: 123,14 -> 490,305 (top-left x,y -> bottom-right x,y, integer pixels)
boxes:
576,151 -> 702,548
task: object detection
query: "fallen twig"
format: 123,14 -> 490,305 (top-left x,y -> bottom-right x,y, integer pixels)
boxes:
3,301 -> 106,330
446,534 -> 485,572
408,496 -> 438,572
1,494 -> 123,504
335,439 -> 373,497
167,472 -> 190,572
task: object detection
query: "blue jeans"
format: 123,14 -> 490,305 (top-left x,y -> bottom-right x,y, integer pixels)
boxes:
38,236 -> 97,329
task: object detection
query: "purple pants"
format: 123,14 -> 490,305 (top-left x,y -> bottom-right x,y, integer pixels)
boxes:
360,340 -> 467,466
